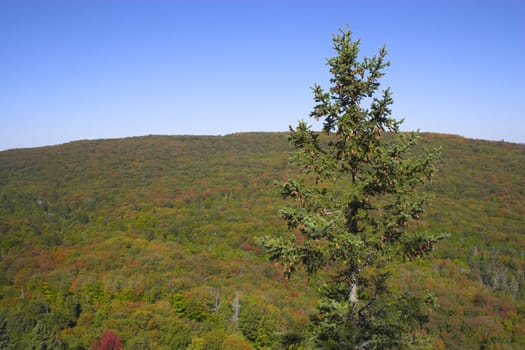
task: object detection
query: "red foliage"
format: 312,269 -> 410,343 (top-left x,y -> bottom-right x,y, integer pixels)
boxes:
90,329 -> 123,350
289,290 -> 300,298
32,248 -> 55,273
240,242 -> 260,253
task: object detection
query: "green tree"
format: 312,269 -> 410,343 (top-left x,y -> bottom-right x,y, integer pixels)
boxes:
260,28 -> 446,349
0,313 -> 14,350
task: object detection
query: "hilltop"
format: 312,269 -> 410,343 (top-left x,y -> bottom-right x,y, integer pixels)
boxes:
0,132 -> 524,349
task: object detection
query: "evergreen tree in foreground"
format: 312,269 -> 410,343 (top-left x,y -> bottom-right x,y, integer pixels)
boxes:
260,28 -> 447,349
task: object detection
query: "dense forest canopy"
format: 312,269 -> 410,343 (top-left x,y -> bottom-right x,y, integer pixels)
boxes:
0,132 -> 524,349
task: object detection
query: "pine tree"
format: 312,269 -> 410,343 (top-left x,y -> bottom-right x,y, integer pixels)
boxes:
260,28 -> 446,349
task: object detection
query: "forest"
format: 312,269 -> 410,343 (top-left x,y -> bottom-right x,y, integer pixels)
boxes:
0,132 -> 524,349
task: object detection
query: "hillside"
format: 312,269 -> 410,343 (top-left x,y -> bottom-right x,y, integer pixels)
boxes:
0,132 -> 524,349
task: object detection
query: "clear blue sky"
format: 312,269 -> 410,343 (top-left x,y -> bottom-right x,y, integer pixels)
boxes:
1,0 -> 524,150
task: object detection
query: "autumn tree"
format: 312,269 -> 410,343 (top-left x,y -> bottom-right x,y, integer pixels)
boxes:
90,329 -> 123,350
260,28 -> 446,349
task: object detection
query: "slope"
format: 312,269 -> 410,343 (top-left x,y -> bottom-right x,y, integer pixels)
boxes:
0,132 -> 523,349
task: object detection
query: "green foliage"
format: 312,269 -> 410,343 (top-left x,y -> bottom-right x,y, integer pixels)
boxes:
172,291 -> 210,321
239,296 -> 280,348
0,126 -> 523,349
0,312 -> 14,350
260,28 -> 446,348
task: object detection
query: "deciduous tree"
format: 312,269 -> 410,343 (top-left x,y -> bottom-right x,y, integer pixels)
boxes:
90,329 -> 123,350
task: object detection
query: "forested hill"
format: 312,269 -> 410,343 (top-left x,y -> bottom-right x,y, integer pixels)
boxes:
0,132 -> 524,349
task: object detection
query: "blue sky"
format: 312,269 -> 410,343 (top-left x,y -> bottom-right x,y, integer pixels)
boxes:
1,0 -> 524,150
